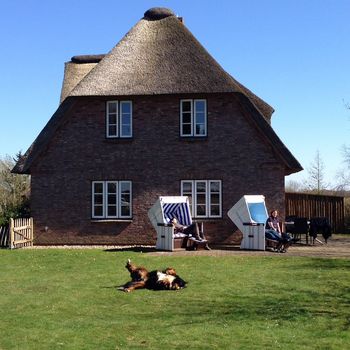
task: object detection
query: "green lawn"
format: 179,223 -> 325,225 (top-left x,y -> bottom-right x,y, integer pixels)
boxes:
0,249 -> 349,350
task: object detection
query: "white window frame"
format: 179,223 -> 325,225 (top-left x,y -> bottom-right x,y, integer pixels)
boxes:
106,101 -> 132,138
181,180 -> 194,215
194,180 -> 208,218
194,99 -> 207,137
106,101 -> 118,138
119,101 -> 133,138
118,181 -> 132,219
92,181 -> 105,218
106,181 -> 118,218
180,99 -> 193,136
181,180 -> 222,218
180,99 -> 207,137
92,181 -> 132,219
208,180 -> 222,217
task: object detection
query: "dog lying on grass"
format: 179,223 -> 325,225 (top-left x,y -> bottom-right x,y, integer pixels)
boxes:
119,259 -> 187,292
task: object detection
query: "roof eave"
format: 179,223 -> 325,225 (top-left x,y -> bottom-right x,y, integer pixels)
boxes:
234,92 -> 303,175
12,97 -> 77,174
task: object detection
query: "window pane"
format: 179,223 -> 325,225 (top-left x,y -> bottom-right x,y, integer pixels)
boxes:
108,102 -> 117,113
194,101 -> 206,137
120,103 -> 132,137
182,124 -> 191,135
108,183 -> 117,193
182,112 -> 191,124
196,124 -> 205,135
121,114 -> 130,125
210,181 -> 220,192
182,182 -> 192,193
195,100 -> 205,112
121,102 -> 131,114
182,101 -> 191,112
109,125 -> 117,136
120,182 -> 131,217
196,204 -> 206,216
210,205 -> 220,216
196,194 -> 206,204
121,125 -> 131,136
196,182 -> 206,193
195,112 -> 205,125
108,114 -> 117,124
209,181 -> 221,217
181,181 -> 193,216
94,206 -> 103,217
121,191 -> 130,204
120,182 -> 130,193
94,183 -> 103,193
108,194 -> 116,205
196,181 -> 207,216
121,205 -> 130,216
108,206 -> 117,217
210,193 -> 220,205
94,194 -> 103,205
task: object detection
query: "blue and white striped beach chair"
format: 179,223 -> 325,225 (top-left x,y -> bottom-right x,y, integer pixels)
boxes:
148,196 -> 193,251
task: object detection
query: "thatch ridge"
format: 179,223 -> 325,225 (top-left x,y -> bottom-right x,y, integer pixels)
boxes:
71,55 -> 106,64
144,7 -> 175,20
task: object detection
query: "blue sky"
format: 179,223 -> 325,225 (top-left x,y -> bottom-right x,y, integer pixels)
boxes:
0,0 -> 349,186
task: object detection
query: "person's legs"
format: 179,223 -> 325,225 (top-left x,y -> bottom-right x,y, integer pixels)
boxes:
197,223 -> 211,249
183,223 -> 201,240
185,223 -> 211,250
265,229 -> 283,252
265,229 -> 280,240
281,233 -> 292,251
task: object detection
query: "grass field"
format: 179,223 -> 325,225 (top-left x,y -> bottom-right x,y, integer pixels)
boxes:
0,249 -> 349,349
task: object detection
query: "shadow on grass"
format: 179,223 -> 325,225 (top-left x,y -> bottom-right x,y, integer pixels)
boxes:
104,246 -> 157,253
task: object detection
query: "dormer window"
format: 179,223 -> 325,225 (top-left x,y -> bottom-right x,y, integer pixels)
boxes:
180,99 -> 207,137
106,101 -> 132,138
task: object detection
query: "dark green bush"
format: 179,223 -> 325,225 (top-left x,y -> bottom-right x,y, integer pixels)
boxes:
0,154 -> 30,226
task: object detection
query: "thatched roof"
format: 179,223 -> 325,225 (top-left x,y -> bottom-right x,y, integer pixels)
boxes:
60,55 -> 106,103
234,93 -> 302,175
13,7 -> 302,175
67,7 -> 274,120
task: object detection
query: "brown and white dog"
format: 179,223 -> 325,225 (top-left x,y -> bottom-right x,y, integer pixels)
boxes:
119,259 -> 187,292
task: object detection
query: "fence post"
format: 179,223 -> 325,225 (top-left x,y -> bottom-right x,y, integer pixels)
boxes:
30,217 -> 34,246
9,218 -> 14,249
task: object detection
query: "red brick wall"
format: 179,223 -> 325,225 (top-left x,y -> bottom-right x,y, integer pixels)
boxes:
30,93 -> 285,245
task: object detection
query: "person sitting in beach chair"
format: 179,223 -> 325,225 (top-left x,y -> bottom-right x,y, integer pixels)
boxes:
265,209 -> 292,253
170,217 -> 211,250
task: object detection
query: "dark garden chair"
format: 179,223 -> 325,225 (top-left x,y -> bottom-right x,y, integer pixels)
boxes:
291,217 -> 310,244
309,217 -> 332,244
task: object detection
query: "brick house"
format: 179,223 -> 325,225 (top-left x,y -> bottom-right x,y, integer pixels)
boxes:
13,7 -> 302,245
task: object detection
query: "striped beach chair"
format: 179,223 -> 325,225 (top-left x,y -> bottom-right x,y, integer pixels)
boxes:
148,196 -> 193,251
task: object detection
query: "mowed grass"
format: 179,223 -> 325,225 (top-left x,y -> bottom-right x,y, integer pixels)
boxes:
0,250 -> 349,350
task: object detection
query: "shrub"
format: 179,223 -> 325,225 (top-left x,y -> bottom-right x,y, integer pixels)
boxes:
0,154 -> 30,226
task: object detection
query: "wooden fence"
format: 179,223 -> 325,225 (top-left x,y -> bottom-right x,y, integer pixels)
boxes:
285,193 -> 345,233
9,217 -> 34,249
